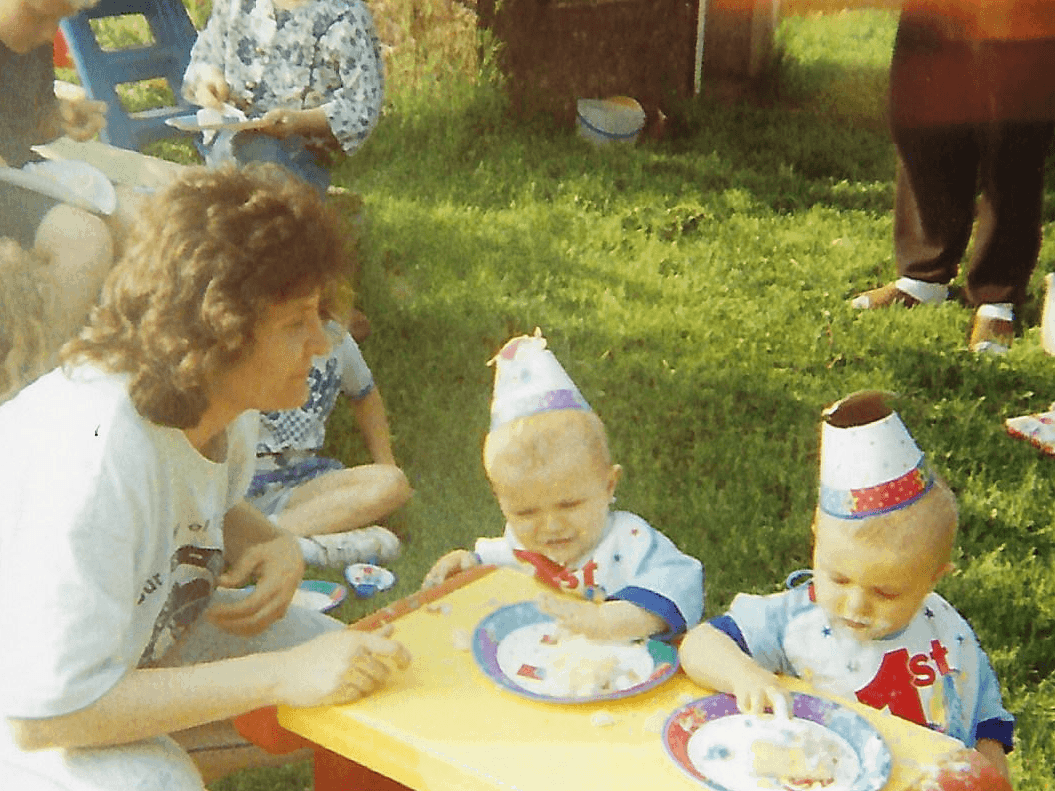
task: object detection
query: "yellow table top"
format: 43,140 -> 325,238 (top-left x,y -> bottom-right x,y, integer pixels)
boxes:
278,567 -> 963,791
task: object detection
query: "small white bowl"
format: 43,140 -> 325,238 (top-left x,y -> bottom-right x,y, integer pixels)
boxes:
576,97 -> 646,146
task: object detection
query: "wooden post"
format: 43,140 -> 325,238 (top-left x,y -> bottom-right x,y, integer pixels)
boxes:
701,0 -> 781,98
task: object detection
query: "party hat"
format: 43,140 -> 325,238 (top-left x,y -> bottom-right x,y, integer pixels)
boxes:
488,329 -> 591,431
818,391 -> 934,520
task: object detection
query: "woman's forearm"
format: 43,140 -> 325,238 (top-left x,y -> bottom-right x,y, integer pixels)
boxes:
9,653 -> 279,752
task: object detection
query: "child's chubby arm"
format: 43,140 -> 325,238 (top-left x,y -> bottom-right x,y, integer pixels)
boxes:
421,549 -> 481,590
351,388 -> 397,467
536,593 -> 665,642
680,623 -> 792,718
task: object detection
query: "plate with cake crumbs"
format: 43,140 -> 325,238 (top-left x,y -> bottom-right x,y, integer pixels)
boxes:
664,693 -> 891,791
471,600 -> 678,703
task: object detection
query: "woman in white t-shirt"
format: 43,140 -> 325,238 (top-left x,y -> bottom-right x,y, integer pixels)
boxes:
0,163 -> 409,791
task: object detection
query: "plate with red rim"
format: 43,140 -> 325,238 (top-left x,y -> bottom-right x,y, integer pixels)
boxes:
471,600 -> 678,704
664,693 -> 892,791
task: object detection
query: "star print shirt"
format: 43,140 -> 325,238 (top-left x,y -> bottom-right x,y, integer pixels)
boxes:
254,321 -> 373,468
474,510 -> 704,639
710,579 -> 1014,750
184,0 -> 385,155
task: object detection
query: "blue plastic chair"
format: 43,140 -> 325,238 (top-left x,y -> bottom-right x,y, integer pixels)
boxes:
59,0 -> 198,151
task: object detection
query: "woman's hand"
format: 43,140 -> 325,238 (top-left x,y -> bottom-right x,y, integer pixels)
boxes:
184,66 -> 229,109
259,107 -> 331,139
207,531 -> 304,636
58,96 -> 108,141
51,81 -> 106,142
421,549 -> 480,590
273,625 -> 412,708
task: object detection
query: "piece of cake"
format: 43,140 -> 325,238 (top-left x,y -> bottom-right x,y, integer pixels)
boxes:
751,728 -> 839,789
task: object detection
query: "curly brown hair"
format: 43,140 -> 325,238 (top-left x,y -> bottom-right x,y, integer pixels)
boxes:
0,239 -> 66,405
63,164 -> 353,429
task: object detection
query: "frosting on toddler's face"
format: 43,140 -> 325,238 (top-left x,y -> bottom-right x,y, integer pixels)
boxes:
811,515 -> 952,642
488,433 -> 620,568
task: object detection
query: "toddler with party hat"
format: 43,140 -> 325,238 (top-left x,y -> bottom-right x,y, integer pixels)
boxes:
422,331 -> 703,641
679,391 -> 1014,782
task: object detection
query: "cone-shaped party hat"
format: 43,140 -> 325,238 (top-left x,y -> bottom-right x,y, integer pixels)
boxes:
818,391 -> 934,519
489,329 -> 591,431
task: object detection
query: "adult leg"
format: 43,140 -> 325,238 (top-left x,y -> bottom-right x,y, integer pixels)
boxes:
33,203 -> 114,340
277,464 -> 412,537
965,119 -> 1055,306
3,733 -> 206,791
891,123 -> 979,286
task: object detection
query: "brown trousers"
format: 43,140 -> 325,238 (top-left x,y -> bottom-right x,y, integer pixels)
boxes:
889,9 -> 1055,306
893,120 -> 1054,306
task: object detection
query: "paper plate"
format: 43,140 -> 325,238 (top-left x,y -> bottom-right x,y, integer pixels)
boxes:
664,693 -> 892,791
291,579 -> 347,612
472,600 -> 678,704
344,563 -> 396,598
1,160 -> 116,215
166,113 -> 268,132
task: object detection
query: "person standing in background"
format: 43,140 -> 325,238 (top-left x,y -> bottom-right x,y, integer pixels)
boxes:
852,0 -> 1055,355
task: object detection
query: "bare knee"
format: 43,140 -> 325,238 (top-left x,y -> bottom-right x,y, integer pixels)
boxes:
379,464 -> 413,509
34,204 -> 114,338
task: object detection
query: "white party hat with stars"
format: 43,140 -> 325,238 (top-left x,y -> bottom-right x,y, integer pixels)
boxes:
489,329 -> 591,431
818,391 -> 934,520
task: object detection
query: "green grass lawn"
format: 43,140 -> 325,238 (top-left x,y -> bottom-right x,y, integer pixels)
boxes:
93,5 -> 1055,789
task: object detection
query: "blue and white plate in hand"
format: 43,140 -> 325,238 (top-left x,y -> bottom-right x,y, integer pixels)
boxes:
345,563 -> 396,598
472,600 -> 678,704
664,693 -> 892,791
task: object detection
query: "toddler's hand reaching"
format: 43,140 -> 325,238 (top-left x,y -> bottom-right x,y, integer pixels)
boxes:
536,593 -> 609,639
731,667 -> 792,720
421,549 -> 480,590
538,594 -> 666,641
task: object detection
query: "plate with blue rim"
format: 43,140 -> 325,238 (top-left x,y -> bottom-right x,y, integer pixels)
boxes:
664,693 -> 892,791
472,600 -> 678,704
290,579 -> 346,612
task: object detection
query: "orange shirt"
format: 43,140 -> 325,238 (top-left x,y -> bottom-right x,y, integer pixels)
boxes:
903,0 -> 1055,41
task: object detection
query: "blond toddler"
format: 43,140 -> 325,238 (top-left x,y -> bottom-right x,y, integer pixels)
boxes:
680,391 -> 1013,781
423,332 -> 703,642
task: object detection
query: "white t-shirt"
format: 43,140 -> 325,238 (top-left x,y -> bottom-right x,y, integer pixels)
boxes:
0,365 -> 256,723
